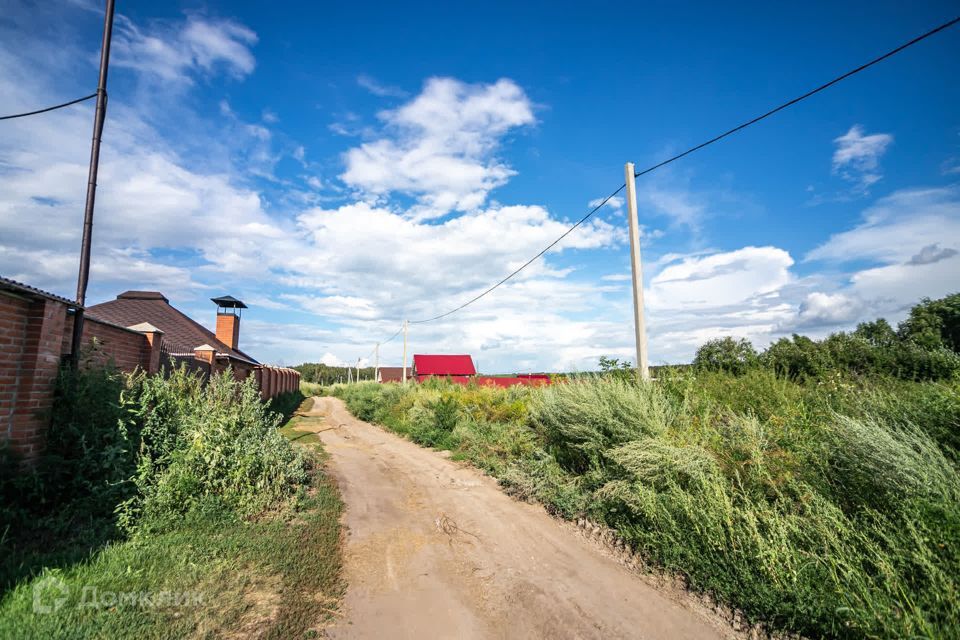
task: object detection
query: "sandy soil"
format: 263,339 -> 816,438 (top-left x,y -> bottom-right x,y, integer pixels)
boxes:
305,397 -> 737,640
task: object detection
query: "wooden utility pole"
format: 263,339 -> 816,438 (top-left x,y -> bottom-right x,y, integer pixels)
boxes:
625,162 -> 650,381
401,320 -> 409,383
71,0 -> 116,366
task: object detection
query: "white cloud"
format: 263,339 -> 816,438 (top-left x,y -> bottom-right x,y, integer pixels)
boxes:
588,195 -> 624,211
832,125 -> 893,192
795,292 -> 862,327
113,14 -> 257,83
806,186 -> 960,264
648,246 -> 793,311
340,77 -> 535,219
357,74 -> 408,98
641,187 -> 706,231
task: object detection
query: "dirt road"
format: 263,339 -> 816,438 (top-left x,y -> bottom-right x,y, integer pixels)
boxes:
305,397 -> 735,639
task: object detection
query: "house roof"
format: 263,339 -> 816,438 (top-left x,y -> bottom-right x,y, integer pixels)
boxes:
0,276 -> 77,306
87,291 -> 259,365
378,366 -> 412,382
413,354 -> 476,376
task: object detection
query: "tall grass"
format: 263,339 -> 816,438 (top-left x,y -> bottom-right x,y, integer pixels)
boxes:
332,373 -> 960,638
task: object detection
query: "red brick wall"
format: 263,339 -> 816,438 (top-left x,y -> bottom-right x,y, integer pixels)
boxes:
0,294 -> 67,460
2,289 -> 299,461
63,315 -> 152,372
1,294 -> 32,452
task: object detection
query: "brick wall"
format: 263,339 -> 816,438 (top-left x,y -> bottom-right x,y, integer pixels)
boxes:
2,285 -> 300,461
0,293 -> 68,459
63,314 -> 154,372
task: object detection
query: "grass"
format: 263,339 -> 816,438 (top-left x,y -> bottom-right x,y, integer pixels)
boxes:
331,373 -> 960,639
0,399 -> 343,639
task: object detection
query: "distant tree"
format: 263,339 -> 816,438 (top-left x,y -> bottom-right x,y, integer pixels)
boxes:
853,318 -> 898,348
898,293 -> 960,352
693,337 -> 758,376
598,356 -> 635,382
761,335 -> 827,380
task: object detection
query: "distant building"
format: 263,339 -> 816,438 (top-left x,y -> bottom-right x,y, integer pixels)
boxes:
377,366 -> 412,383
412,354 -> 476,383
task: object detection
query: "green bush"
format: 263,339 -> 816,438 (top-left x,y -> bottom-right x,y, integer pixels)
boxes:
693,337 -> 758,375
120,367 -> 309,534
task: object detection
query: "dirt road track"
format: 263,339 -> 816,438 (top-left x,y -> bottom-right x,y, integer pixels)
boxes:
306,397 -> 735,639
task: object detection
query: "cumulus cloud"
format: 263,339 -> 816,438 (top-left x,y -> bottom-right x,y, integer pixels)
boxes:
795,292 -> 862,328
801,185 -> 960,327
340,77 -> 535,219
112,14 -> 257,83
648,247 -> 793,311
831,125 -> 893,193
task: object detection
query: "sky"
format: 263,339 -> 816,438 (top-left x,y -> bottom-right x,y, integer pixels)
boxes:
1,0 -> 958,372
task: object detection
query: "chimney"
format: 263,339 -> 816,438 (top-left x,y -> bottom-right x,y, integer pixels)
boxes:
211,295 -> 247,350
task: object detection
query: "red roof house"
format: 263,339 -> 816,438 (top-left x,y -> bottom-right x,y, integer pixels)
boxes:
413,354 -> 476,383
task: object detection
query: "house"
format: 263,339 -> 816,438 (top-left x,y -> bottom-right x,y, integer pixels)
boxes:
377,366 -> 412,383
413,354 -> 476,384
0,279 -> 298,462
87,291 -> 260,380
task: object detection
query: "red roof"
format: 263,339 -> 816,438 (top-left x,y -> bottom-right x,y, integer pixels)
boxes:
413,354 -> 476,376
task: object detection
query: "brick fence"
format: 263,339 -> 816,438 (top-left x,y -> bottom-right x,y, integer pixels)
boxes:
1,279 -> 299,462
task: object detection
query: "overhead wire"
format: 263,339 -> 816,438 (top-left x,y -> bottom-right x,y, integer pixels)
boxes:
402,15 -> 959,326
0,92 -> 97,121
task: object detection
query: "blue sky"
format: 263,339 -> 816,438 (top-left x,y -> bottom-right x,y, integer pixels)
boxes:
1,0 -> 958,371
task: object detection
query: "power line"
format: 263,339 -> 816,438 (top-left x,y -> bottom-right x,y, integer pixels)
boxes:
633,15 -> 960,179
0,92 -> 97,121
409,184 -> 626,324
362,323 -> 405,361
406,15 -> 959,325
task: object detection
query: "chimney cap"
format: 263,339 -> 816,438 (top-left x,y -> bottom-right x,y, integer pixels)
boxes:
211,295 -> 247,309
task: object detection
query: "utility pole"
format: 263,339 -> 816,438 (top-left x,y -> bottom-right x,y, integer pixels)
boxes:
356,358 -> 361,382
401,320 -> 409,383
374,342 -> 380,382
625,162 -> 650,381
71,0 -> 116,367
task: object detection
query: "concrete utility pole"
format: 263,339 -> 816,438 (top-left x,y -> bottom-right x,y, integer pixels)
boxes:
625,162 -> 650,381
356,358 -> 362,382
374,342 -> 380,382
401,320 -> 409,383
71,0 -> 116,366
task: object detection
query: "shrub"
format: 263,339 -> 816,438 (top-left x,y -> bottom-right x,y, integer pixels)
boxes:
693,337 -> 758,375
121,368 -> 309,533
529,378 -> 671,475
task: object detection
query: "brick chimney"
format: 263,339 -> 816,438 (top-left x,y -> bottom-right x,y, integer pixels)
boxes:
211,295 -> 247,350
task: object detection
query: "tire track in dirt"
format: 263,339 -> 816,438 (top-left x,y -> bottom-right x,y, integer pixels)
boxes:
304,397 -> 737,639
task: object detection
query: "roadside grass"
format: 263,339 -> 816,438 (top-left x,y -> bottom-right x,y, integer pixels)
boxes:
331,374 -> 960,639
0,397 -> 342,640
